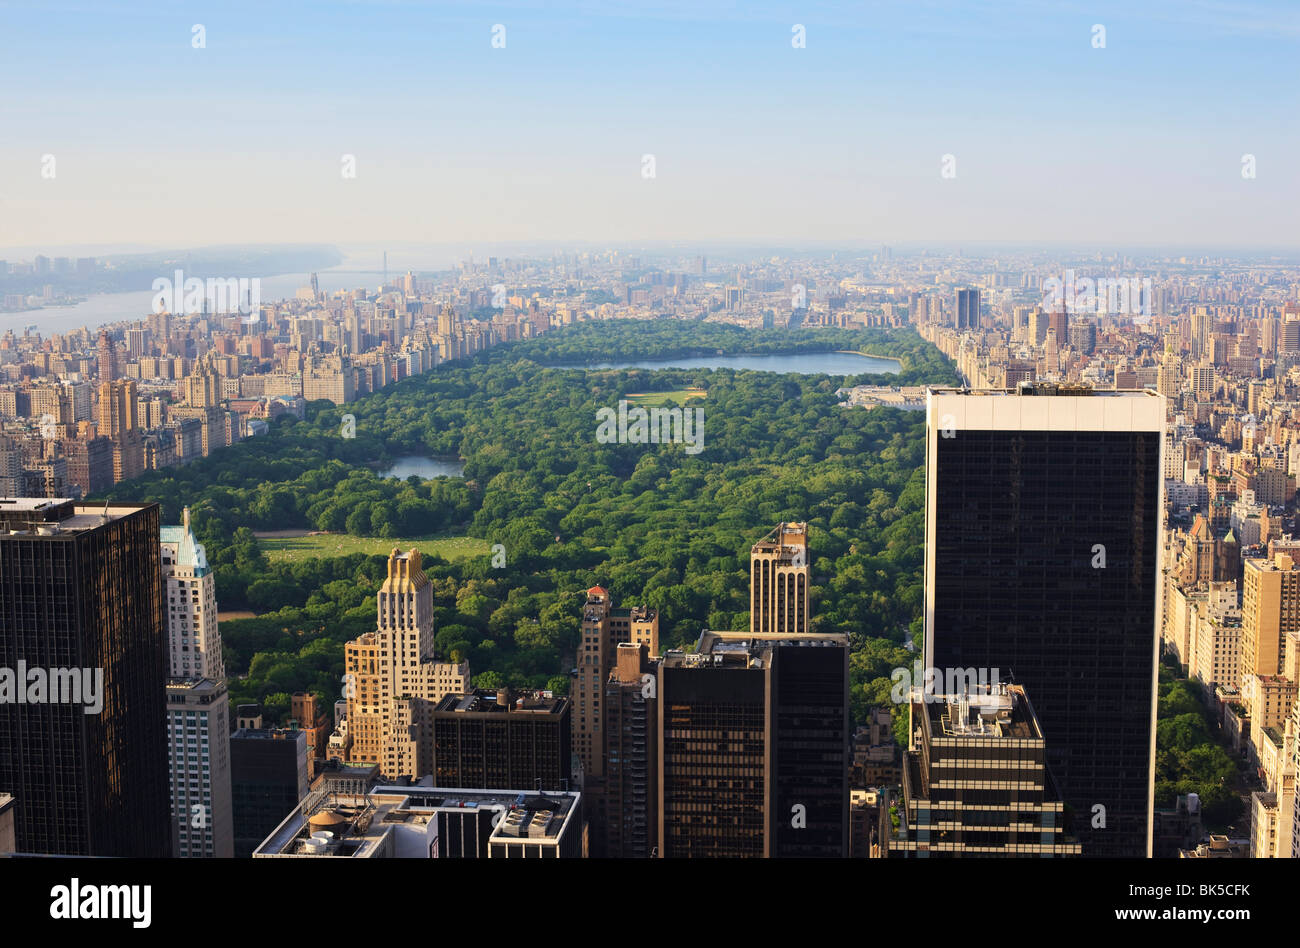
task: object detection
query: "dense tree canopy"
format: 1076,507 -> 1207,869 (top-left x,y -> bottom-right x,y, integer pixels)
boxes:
106,321 -> 955,728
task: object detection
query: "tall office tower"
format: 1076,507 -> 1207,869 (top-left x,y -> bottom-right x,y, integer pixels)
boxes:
1068,321 -> 1096,355
1190,365 -> 1216,397
431,689 -> 571,790
600,642 -> 659,858
750,521 -> 810,636
347,309 -> 364,354
97,378 -> 144,482
310,271 -> 320,300
1027,308 -> 1049,346
166,677 -> 234,857
230,726 -> 309,858
1047,307 -> 1068,343
573,588 -> 659,852
0,443 -> 20,496
925,385 -> 1164,858
956,288 -> 980,330
1157,361 -> 1182,400
1044,329 -> 1060,374
124,327 -> 149,360
1241,553 -> 1300,682
725,286 -> 743,311
147,310 -> 172,342
1189,309 -> 1212,358
96,329 -> 117,382
572,587 -> 659,782
161,507 -> 224,679
657,630 -> 850,858
894,684 -> 1081,857
0,498 -> 170,856
343,550 -> 469,780
1262,317 -> 1280,358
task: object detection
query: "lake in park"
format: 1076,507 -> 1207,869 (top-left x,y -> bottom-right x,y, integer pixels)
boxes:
379,456 -> 465,479
574,351 -> 901,375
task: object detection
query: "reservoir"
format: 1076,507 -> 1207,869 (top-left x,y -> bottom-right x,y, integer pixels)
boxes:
572,351 -> 901,375
378,456 -> 465,479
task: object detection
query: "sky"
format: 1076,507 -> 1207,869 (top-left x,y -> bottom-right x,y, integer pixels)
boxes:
2,0 -> 1298,252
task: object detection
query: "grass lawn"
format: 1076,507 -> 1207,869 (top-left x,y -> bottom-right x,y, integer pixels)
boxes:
259,532 -> 491,564
624,388 -> 707,406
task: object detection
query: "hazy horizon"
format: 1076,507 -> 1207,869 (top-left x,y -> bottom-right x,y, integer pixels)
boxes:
4,0 -> 1298,248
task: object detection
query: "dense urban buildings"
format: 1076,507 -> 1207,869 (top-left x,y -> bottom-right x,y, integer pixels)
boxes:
0,498 -> 170,856
925,385 -> 1164,858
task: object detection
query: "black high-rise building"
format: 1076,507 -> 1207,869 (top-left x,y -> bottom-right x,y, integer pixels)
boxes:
0,498 -> 170,856
601,643 -> 658,859
658,631 -> 849,858
956,288 -> 980,330
230,727 -> 308,858
924,385 -> 1164,857
431,689 -> 571,791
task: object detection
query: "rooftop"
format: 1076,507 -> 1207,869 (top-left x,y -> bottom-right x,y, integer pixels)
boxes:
663,629 -> 848,669
254,783 -> 581,858
918,683 -> 1042,742
0,499 -> 155,534
434,689 -> 567,715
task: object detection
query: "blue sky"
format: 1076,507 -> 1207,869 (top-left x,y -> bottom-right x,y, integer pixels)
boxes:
2,0 -> 1298,250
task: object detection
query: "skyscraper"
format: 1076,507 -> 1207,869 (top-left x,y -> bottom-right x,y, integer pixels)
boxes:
166,677 -> 234,857
601,642 -> 658,858
96,329 -> 117,382
342,549 -> 469,779
572,587 -> 658,781
0,498 -> 170,856
956,288 -> 980,330
657,630 -> 850,858
749,521 -> 809,636
161,507 -> 224,679
230,724 -> 309,858
895,683 -> 1080,857
924,384 -> 1164,857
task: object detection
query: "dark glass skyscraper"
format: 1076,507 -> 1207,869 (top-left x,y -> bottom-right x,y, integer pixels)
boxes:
956,288 -> 980,330
924,386 -> 1164,858
0,498 -> 170,856
658,631 -> 849,858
